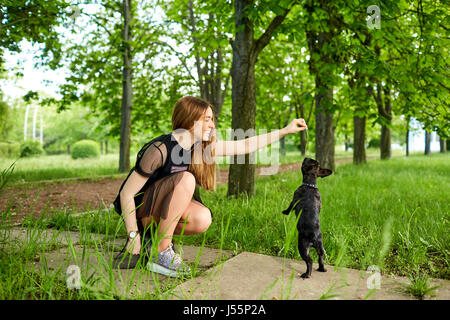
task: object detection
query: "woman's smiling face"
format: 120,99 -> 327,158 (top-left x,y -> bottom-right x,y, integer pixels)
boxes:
193,106 -> 215,142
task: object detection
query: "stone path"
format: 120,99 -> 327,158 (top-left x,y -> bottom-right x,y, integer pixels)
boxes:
1,226 -> 448,300
1,226 -> 234,299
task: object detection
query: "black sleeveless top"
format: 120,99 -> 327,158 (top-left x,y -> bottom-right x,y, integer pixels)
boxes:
113,132 -> 206,216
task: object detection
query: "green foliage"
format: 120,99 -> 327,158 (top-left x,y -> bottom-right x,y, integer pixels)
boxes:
404,273 -> 440,300
71,140 -> 100,159
19,139 -> 45,158
0,98 -> 13,140
367,138 -> 380,149
0,0 -> 72,68
43,0 -> 176,142
0,142 -> 20,158
1,0 -> 448,168
0,159 -> 16,190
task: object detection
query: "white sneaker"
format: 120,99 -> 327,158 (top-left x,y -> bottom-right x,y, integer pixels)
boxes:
147,244 -> 191,277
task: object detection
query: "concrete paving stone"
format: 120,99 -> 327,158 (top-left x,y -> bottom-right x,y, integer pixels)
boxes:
169,251 -> 450,300
27,235 -> 234,299
30,245 -> 165,299
0,226 -> 105,250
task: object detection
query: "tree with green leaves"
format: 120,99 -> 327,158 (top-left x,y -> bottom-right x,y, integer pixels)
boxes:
0,1 -> 71,70
160,0 -> 233,125
42,0 -> 172,173
255,36 -> 315,156
0,95 -> 13,140
227,0 -> 298,198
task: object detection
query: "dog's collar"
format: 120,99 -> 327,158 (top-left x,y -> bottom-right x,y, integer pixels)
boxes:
302,183 -> 318,189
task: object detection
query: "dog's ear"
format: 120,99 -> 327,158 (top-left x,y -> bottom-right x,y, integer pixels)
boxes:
318,168 -> 332,178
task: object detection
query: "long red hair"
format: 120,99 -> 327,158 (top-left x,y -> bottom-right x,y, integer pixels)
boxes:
171,96 -> 216,191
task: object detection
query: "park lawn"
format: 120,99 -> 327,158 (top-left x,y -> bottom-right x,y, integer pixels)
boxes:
194,152 -> 449,280
14,152 -> 449,282
0,145 -> 408,185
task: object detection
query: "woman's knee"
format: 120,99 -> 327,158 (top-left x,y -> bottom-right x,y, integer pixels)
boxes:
176,171 -> 196,194
192,208 -> 212,233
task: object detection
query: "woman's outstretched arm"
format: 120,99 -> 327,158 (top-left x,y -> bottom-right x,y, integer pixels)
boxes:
214,118 -> 307,156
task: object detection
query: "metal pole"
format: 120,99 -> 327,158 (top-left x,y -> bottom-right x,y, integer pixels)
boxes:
32,105 -> 38,140
24,105 -> 30,141
40,107 -> 43,144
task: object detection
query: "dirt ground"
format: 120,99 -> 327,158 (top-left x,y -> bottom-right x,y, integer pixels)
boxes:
0,157 -> 359,224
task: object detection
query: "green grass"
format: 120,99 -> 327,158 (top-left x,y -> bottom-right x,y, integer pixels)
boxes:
11,152 -> 450,280
1,151 -> 448,299
403,272 -> 441,299
198,152 -> 450,280
0,154 -> 127,186
0,145 -> 410,185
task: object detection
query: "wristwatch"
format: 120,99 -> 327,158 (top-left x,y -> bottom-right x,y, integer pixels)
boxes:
128,231 -> 138,239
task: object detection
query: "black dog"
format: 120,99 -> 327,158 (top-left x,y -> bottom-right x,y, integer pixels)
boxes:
282,158 -> 332,279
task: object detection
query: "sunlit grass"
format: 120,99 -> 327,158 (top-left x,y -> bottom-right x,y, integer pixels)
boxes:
1,151 -> 448,299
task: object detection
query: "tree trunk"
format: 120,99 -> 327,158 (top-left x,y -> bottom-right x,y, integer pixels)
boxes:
300,131 -> 307,156
227,0 -> 292,198
119,0 -> 132,173
405,116 -> 410,156
295,101 -> 307,156
440,137 -> 447,153
305,7 -> 336,171
344,133 -> 349,152
314,78 -> 335,171
375,80 -> 392,160
105,139 -> 109,154
280,134 -> 286,156
380,124 -> 391,159
227,0 -> 257,198
353,115 -> 366,164
424,131 -> 431,155
100,141 -> 103,154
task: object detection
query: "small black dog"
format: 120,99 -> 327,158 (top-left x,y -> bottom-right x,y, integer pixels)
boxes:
282,158 -> 332,279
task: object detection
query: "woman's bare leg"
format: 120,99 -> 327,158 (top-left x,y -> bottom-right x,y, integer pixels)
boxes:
140,171 -> 196,253
174,199 -> 212,235
141,198 -> 211,236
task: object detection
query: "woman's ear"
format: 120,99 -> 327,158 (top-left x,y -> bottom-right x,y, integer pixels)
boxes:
318,168 -> 332,178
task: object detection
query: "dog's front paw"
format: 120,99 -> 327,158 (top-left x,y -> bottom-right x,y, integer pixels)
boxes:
300,272 -> 310,279
317,267 -> 327,272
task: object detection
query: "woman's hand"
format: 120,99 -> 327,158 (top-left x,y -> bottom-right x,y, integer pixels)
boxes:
283,118 -> 308,135
125,234 -> 141,255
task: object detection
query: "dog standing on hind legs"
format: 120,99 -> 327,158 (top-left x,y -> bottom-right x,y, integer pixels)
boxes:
282,158 -> 332,279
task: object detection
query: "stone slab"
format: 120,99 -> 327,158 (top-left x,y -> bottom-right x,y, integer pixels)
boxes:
27,236 -> 233,299
170,252 -> 450,300
0,226 -> 104,250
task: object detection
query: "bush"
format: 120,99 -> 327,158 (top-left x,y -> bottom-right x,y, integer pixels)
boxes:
71,140 -> 100,159
368,138 -> 381,149
0,141 -> 20,158
44,144 -> 67,155
19,140 -> 45,158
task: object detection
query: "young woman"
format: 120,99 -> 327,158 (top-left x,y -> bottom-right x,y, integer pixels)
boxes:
112,96 -> 307,276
